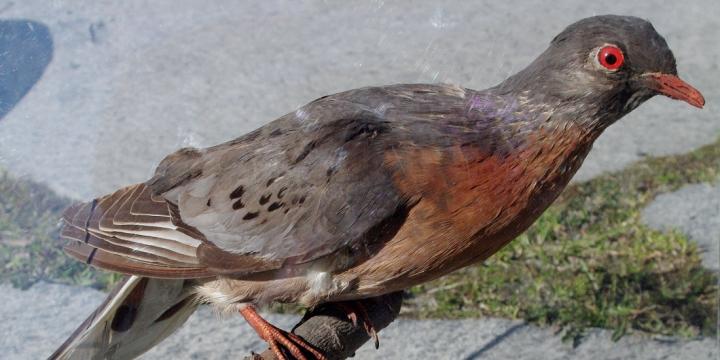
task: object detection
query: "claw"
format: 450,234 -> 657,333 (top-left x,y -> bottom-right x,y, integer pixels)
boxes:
239,305 -> 327,360
336,301 -> 380,349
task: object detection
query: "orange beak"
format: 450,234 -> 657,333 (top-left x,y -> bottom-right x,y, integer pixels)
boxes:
640,73 -> 705,109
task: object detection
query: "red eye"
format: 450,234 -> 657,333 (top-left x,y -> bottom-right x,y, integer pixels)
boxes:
597,45 -> 624,71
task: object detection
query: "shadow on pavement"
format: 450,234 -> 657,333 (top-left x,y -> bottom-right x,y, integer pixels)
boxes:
463,323 -> 527,360
0,19 -> 53,120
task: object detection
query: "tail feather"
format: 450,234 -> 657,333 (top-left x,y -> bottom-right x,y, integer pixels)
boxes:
49,276 -> 198,360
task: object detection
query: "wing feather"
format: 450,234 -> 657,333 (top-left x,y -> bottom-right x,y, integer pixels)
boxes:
60,184 -> 211,277
146,87 -> 423,271
61,84 -> 467,277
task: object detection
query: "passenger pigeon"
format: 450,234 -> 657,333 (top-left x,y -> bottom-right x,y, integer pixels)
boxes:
51,15 -> 704,360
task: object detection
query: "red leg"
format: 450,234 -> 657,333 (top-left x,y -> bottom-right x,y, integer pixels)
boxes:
335,301 -> 380,349
239,305 -> 327,360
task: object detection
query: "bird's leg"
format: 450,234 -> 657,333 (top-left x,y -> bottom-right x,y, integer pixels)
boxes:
335,300 -> 380,349
238,305 -> 327,360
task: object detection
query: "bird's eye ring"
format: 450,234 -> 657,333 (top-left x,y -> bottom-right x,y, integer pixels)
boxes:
596,45 -> 624,71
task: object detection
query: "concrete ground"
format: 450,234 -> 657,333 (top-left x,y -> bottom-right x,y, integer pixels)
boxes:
0,0 -> 717,359
2,282 -> 717,360
643,182 -> 720,271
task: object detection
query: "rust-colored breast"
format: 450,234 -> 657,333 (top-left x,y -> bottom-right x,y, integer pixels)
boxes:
339,125 -> 595,296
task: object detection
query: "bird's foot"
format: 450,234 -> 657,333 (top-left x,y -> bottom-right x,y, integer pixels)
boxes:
239,305 -> 327,360
335,300 -> 380,349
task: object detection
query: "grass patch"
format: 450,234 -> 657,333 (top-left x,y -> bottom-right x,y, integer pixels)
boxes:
405,137 -> 720,343
0,138 -> 717,341
0,170 -> 119,289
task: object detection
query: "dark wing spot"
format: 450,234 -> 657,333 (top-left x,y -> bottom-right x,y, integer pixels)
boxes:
206,198 -> 212,207
266,177 -> 277,187
259,193 -> 272,205
232,199 -> 245,210
86,248 -> 97,264
111,305 -> 138,332
242,211 -> 259,220
111,277 -> 148,332
269,128 -> 283,137
311,94 -> 331,103
155,298 -> 190,323
343,120 -> 388,142
229,186 -> 244,199
277,187 -> 287,199
267,202 -> 283,212
84,199 -> 98,244
299,195 -> 306,204
294,140 -> 316,164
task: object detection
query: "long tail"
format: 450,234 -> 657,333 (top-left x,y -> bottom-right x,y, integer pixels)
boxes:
49,275 -> 198,360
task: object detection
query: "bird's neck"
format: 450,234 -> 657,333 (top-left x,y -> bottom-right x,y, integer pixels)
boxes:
493,66 -> 632,134
463,89 -> 605,152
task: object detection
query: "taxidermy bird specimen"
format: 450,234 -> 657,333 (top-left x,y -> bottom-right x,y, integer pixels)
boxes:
51,15 -> 704,360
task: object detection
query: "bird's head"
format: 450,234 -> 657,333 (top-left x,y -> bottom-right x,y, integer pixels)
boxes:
498,15 -> 704,129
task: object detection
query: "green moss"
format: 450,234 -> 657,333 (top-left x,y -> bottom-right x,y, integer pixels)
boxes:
405,137 -> 719,342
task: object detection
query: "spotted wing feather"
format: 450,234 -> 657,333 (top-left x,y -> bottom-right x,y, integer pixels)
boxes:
155,93 -> 411,269
61,84 -> 469,277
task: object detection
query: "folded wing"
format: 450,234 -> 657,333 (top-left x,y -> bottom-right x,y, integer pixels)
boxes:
60,85 -> 451,278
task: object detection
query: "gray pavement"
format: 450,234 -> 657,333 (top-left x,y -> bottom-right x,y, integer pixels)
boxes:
3,282 -> 717,360
643,182 -> 720,271
0,1 -> 718,359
